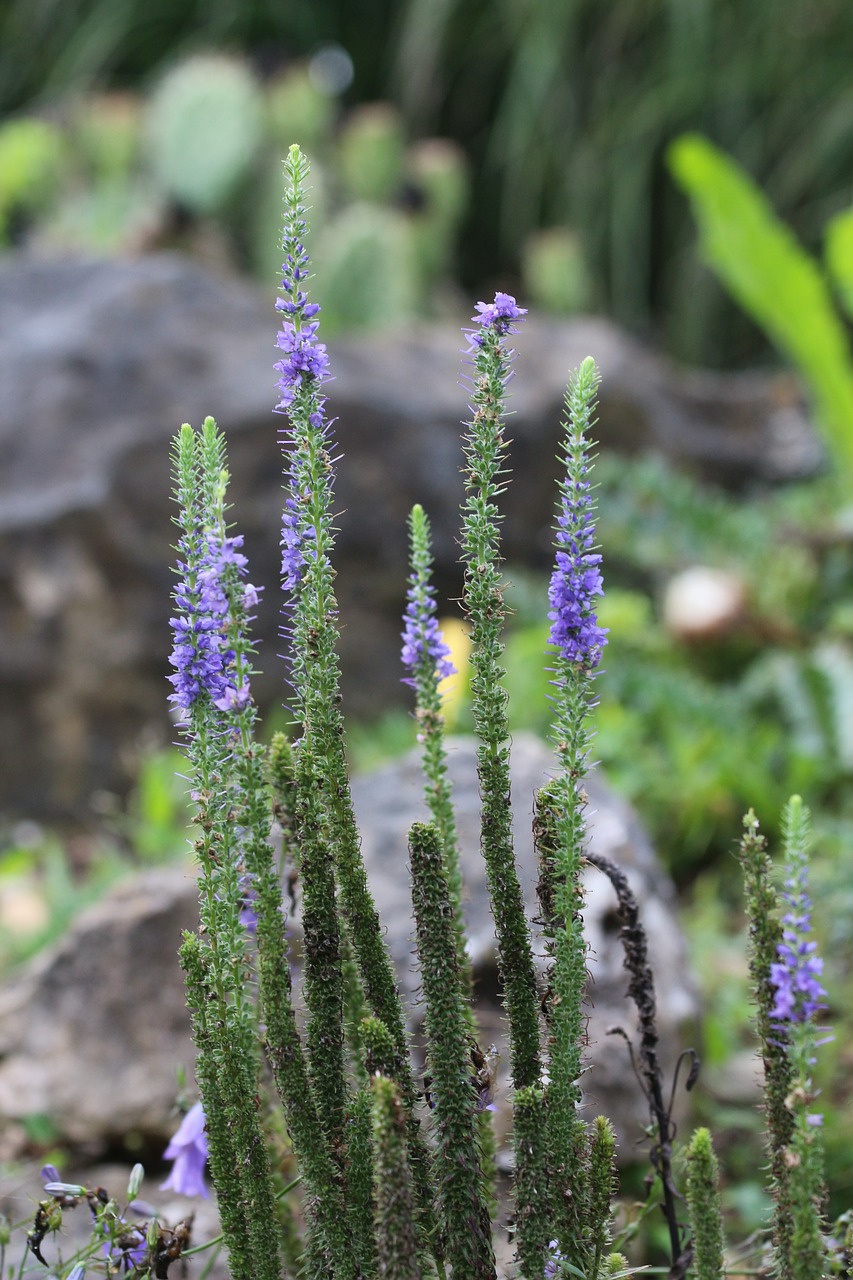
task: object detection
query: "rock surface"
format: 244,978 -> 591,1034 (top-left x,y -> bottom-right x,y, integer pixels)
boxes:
0,252 -> 820,819
0,734 -> 695,1161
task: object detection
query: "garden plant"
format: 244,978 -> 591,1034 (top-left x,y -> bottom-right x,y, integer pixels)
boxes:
4,146 -> 845,1280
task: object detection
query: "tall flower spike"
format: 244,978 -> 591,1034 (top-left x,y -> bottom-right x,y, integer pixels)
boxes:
275,150 -> 429,1240
769,800 -> 827,1029
766,796 -> 830,1280
401,507 -> 456,689
548,357 -> 607,669
459,291 -> 542,1100
541,358 -> 608,1269
275,144 -> 331,603
402,503 -> 468,990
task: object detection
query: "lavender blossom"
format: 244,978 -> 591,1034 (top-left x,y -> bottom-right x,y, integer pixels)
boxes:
545,1240 -> 563,1279
160,1101 -> 210,1199
547,359 -> 607,670
275,153 -> 331,600
273,224 -> 329,410
168,533 -> 256,712
769,846 -> 827,1028
464,291 -> 527,348
547,487 -> 607,668
274,320 -> 330,408
401,569 -> 455,690
105,1223 -> 148,1272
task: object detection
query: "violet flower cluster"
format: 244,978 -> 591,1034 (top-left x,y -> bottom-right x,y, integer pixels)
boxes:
168,534 -> 257,712
464,291 -> 527,348
769,859 -> 827,1027
274,237 -> 330,411
160,1100 -> 210,1199
274,200 -> 330,596
548,472 -> 607,670
401,574 -> 455,689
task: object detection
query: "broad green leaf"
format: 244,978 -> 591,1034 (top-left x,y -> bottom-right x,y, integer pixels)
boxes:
825,208 -> 853,321
668,133 -> 853,488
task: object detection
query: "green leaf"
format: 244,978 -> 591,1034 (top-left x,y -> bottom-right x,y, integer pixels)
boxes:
825,208 -> 853,320
668,133 -> 853,489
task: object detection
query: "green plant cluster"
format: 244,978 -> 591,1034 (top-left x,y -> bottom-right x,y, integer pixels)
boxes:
0,53 -> 469,334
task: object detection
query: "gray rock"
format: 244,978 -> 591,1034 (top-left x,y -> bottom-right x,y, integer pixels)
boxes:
0,866 -> 198,1147
0,251 -> 817,819
0,734 -> 694,1163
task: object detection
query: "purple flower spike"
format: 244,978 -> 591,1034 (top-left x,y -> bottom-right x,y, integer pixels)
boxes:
273,188 -> 331,413
160,1101 -> 210,1199
548,359 -> 607,671
274,321 -> 331,409
464,291 -> 527,349
769,858 -> 828,1028
169,533 -> 256,712
547,489 -> 608,669
401,547 -> 455,690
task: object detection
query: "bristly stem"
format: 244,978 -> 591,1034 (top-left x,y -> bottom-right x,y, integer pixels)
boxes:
409,821 -> 496,1280
542,358 -> 607,1265
766,798 -> 830,1280
276,144 -> 433,1249
513,1086 -> 550,1280
372,1075 -> 423,1280
402,502 -> 469,990
737,809 -> 795,1280
583,849 -> 685,1273
459,293 -> 542,1096
685,1128 -> 725,1280
168,419 -> 282,1280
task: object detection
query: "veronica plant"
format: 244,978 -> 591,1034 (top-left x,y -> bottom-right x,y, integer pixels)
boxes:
34,141 -> 817,1280
7,136 -> 851,1280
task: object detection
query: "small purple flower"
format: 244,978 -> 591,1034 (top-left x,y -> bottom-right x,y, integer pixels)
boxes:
160,1101 -> 210,1199
106,1222 -> 148,1272
401,578 -> 455,689
274,218 -> 331,412
279,456 -> 318,594
464,292 -> 527,349
545,1240 -> 563,1279
548,468 -> 608,669
769,862 -> 827,1028
169,533 -> 255,712
274,321 -> 331,409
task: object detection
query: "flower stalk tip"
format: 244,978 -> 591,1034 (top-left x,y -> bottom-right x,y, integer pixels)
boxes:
548,358 -> 607,671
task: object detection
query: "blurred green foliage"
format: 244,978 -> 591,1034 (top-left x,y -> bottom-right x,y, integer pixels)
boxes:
0,748 -> 191,973
0,53 -> 470,335
669,134 -> 853,491
349,455 -> 853,885
391,0 -> 853,363
5,2 -> 853,362
503,454 -> 853,880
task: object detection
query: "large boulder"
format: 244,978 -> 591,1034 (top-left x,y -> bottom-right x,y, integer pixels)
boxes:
0,252 -> 819,820
0,734 -> 695,1161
